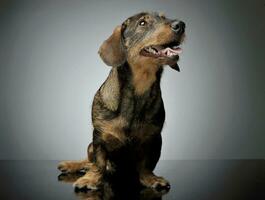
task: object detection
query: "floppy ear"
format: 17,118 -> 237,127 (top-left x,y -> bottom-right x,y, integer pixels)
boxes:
98,26 -> 126,67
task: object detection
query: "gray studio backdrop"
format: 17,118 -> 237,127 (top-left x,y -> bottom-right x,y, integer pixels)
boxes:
0,0 -> 264,160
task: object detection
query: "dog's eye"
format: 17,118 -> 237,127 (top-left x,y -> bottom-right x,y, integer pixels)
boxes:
138,20 -> 147,26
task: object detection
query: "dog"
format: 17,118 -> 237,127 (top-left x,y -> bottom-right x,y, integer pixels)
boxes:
58,11 -> 185,191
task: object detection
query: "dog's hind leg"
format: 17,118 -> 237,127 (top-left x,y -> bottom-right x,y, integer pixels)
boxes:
57,143 -> 94,173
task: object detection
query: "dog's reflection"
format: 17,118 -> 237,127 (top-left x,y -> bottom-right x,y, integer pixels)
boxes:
58,172 -> 169,200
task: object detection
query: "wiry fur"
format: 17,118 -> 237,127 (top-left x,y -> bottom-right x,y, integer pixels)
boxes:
58,11 -> 185,192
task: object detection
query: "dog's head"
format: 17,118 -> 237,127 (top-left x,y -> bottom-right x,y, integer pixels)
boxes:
99,12 -> 185,71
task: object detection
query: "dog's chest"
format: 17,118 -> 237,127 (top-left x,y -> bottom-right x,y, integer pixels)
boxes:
97,67 -> 164,141
118,88 -> 164,140
120,86 -> 160,123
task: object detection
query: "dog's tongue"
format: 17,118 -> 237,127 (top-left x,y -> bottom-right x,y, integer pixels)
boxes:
160,47 -> 182,57
169,63 -> 180,71
167,56 -> 181,72
161,47 -> 182,71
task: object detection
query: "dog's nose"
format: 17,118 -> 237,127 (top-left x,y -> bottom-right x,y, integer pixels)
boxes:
171,20 -> 185,34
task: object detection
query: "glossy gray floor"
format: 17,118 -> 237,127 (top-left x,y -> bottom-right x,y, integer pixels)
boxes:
0,160 -> 264,200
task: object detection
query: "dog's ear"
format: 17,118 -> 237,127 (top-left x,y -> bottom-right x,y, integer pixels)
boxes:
98,26 -> 125,67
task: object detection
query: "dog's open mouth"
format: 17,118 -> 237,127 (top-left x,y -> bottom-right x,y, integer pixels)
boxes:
140,41 -> 182,58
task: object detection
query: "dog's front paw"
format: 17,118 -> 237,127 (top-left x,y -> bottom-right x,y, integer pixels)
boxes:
140,174 -> 170,191
73,173 -> 101,190
150,176 -> 170,190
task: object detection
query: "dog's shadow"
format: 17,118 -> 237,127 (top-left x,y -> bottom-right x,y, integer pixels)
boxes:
58,172 -> 169,200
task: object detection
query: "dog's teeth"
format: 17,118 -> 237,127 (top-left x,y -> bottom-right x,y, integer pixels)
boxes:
147,47 -> 154,54
147,47 -> 157,54
146,47 -> 151,52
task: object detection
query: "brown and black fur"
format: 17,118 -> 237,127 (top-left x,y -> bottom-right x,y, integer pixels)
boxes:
58,11 -> 185,191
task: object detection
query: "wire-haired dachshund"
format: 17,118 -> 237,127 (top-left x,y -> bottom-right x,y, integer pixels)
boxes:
58,11 -> 185,191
